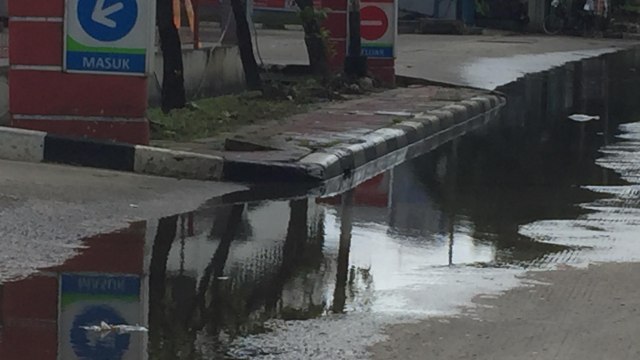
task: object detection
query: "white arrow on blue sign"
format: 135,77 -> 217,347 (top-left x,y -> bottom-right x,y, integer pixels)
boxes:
65,0 -> 153,76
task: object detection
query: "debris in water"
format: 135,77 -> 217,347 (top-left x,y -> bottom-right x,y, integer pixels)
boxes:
568,114 -> 600,122
81,321 -> 148,334
375,111 -> 414,117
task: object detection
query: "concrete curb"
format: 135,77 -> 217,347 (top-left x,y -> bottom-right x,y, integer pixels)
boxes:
1,93 -> 505,183
223,94 -> 507,182
0,126 -> 224,181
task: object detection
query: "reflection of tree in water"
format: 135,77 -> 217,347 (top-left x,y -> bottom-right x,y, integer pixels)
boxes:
148,200 -> 329,358
332,191 -> 353,314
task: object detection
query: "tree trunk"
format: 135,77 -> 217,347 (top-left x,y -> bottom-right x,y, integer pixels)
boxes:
230,0 -> 262,90
157,0 -> 187,113
296,0 -> 330,76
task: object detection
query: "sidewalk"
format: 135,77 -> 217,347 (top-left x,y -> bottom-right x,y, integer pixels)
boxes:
152,84 -> 505,182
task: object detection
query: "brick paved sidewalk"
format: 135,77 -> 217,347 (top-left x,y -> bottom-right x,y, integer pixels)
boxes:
153,84 -> 505,182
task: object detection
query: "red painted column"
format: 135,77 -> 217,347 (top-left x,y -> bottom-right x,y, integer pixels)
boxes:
368,58 -> 396,86
8,0 -> 150,144
321,0 -> 348,72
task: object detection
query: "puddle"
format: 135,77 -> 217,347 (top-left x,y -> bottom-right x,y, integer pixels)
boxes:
521,122 -> 640,265
462,47 -> 627,89
1,49 -> 640,359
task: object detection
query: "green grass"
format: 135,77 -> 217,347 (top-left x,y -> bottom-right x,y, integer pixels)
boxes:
621,4 -> 640,12
148,94 -> 307,142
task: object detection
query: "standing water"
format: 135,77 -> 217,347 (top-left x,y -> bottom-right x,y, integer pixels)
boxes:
1,48 -> 640,359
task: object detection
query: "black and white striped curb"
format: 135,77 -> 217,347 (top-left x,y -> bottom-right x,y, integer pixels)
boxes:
224,94 -> 506,182
0,127 -> 223,180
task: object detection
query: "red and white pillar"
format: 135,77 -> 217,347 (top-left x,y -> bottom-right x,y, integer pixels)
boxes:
8,0 -> 150,144
321,0 -> 348,71
320,0 -> 397,86
360,0 -> 396,86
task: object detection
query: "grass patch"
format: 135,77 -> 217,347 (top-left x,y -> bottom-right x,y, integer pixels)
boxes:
148,74 -> 377,142
148,93 -> 307,141
621,4 -> 640,13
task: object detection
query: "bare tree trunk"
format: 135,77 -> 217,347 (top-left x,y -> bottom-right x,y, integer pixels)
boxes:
295,0 -> 330,76
157,0 -> 187,113
230,0 -> 262,90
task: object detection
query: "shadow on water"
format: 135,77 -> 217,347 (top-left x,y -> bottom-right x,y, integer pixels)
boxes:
1,48 -> 640,359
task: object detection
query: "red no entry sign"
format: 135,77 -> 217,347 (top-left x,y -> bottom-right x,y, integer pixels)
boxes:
360,5 -> 389,41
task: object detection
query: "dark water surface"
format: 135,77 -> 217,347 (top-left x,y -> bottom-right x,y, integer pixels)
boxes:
1,48 -> 640,359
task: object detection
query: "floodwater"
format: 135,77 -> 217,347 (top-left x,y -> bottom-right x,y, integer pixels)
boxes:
1,48 -> 640,359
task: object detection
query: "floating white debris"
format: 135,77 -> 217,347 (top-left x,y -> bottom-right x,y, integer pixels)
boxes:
568,114 -> 600,122
374,111 -> 413,117
82,321 -> 148,334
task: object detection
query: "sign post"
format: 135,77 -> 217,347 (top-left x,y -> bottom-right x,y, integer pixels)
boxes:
64,0 -> 154,75
9,0 -> 154,144
359,0 -> 396,85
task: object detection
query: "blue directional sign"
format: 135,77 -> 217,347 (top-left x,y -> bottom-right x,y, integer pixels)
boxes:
77,0 -> 138,42
65,0 -> 152,75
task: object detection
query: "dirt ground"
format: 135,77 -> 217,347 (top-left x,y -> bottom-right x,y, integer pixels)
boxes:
369,262 -> 640,360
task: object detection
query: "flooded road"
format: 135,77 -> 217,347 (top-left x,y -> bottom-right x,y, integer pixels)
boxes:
2,48 -> 640,359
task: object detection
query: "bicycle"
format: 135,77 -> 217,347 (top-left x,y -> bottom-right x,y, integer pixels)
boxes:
543,0 -> 570,34
543,0 -> 596,35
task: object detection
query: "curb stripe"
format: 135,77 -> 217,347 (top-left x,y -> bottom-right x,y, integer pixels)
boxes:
278,95 -> 506,182
43,135 -> 136,172
0,127 -> 45,162
0,94 -> 506,184
0,126 -> 224,181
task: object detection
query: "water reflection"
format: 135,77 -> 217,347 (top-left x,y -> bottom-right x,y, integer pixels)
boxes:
0,223 -> 148,360
1,48 -> 640,359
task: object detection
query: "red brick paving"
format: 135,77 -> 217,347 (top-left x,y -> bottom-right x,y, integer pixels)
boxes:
155,85 -> 489,162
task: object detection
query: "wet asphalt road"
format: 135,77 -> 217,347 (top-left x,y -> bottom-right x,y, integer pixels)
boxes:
1,41 -> 640,360
248,29 -> 638,88
371,262 -> 640,360
0,160 -> 243,281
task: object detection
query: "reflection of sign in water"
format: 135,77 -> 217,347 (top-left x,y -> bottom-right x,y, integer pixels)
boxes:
65,0 -> 153,75
60,274 -> 144,360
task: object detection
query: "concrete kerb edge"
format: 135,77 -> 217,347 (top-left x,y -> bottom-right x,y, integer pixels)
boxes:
0,126 -> 46,162
0,92 -> 506,183
294,93 -> 506,181
0,126 -> 224,181
134,146 -> 224,180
